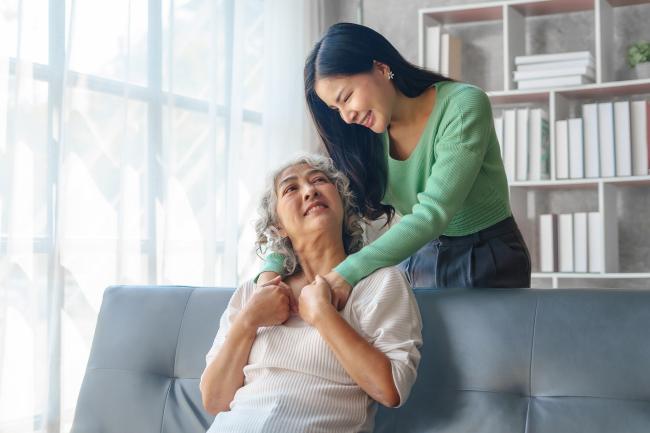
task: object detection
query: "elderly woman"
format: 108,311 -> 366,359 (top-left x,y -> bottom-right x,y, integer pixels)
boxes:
199,155 -> 422,433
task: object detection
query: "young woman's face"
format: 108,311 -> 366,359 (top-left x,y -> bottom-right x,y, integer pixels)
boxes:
274,163 -> 344,241
314,62 -> 395,133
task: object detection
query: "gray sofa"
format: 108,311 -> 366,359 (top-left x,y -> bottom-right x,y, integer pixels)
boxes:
71,285 -> 650,433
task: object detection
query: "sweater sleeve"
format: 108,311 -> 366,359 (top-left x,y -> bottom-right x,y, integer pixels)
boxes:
253,252 -> 286,283
334,87 -> 493,286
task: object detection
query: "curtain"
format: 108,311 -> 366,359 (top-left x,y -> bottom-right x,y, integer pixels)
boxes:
0,0 -> 324,431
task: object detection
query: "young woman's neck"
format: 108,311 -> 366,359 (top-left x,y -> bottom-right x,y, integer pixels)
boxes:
388,85 -> 436,129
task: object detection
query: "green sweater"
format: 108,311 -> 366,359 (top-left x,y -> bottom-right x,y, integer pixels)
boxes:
261,80 -> 511,286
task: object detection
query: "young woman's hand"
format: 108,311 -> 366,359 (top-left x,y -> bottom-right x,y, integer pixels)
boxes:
241,276 -> 296,329
299,275 -> 334,326
322,271 -> 352,310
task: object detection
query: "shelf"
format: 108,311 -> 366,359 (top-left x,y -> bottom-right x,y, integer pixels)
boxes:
533,272 -> 650,279
419,3 -> 503,24
419,0 -> 650,288
486,78 -> 650,104
420,0 -> 596,24
420,0 -> 649,23
509,175 -> 650,188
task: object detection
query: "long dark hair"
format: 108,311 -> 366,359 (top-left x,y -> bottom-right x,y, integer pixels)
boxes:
305,22 -> 451,223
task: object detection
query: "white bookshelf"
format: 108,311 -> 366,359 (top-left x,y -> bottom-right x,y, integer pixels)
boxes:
418,0 -> 650,288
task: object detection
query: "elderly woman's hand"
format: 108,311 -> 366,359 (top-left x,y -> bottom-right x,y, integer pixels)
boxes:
299,275 -> 334,326
322,271 -> 352,311
242,276 -> 296,329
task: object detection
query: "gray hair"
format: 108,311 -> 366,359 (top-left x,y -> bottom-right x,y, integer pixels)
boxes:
255,154 -> 365,276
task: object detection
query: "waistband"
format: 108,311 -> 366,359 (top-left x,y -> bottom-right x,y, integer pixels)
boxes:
434,216 -> 519,246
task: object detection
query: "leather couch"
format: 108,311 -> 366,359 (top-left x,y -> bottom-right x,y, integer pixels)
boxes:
71,285 -> 650,432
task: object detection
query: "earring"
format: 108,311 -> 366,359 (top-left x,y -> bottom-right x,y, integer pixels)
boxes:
388,71 -> 395,80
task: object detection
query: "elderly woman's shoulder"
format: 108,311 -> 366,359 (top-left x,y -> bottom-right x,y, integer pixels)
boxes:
354,266 -> 411,296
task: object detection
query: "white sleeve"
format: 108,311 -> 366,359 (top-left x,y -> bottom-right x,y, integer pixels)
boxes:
202,281 -> 252,375
354,268 -> 423,407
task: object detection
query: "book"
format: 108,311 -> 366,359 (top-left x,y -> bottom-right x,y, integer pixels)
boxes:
494,116 -> 504,158
516,58 -> 594,72
516,108 -> 530,181
529,109 -> 550,180
513,65 -> 595,81
555,120 -> 569,179
539,214 -> 558,272
582,103 -> 600,178
425,26 -> 441,72
588,212 -> 603,273
631,100 -> 650,175
515,50 -> 594,65
598,102 -> 616,177
568,118 -> 584,179
517,75 -> 593,90
504,109 -> 517,181
440,33 -> 462,79
558,213 -> 574,272
573,212 -> 588,273
614,100 -> 632,177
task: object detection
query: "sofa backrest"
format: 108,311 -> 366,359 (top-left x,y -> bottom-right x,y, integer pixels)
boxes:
71,286 -> 650,433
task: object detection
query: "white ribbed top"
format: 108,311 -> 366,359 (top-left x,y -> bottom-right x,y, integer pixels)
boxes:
202,266 -> 423,433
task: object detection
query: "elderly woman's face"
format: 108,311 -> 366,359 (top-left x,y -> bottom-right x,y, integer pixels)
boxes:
275,163 -> 344,240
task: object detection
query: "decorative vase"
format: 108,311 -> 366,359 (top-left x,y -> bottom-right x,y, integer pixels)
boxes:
636,62 -> 650,79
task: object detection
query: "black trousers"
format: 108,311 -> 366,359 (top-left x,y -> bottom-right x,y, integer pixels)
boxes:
398,216 -> 531,289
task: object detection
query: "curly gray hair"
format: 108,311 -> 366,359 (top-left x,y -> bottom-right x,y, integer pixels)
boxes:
255,154 -> 365,276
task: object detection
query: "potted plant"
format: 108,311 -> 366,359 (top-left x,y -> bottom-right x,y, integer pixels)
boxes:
627,41 -> 650,79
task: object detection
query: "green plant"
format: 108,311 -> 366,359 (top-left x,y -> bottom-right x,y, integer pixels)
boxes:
627,41 -> 650,67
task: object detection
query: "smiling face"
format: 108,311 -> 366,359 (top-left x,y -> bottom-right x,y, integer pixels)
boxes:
314,62 -> 396,133
274,163 -> 344,243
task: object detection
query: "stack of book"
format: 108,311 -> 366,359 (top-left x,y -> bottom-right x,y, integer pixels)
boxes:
424,26 -> 462,79
556,99 -> 650,179
494,108 -> 550,181
539,212 -> 603,273
514,51 -> 595,90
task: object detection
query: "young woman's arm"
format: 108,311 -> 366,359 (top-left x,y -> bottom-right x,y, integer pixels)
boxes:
299,272 -> 422,407
200,278 -> 294,415
254,252 -> 285,284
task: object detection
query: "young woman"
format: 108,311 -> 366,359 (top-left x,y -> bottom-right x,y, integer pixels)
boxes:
200,155 -> 422,432
259,22 -> 531,306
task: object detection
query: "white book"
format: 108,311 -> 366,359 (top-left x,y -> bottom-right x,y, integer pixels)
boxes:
425,26 -> 441,72
558,213 -> 574,272
568,118 -> 584,179
494,116 -> 504,158
517,58 -> 594,72
529,109 -> 550,180
539,214 -> 558,272
582,103 -> 600,178
516,108 -> 530,181
441,33 -> 462,79
513,65 -> 595,81
631,100 -> 650,175
517,75 -> 593,90
515,50 -> 594,65
555,120 -> 569,179
573,212 -> 588,273
504,109 -> 517,182
588,212 -> 603,273
598,102 -> 616,177
614,101 -> 632,177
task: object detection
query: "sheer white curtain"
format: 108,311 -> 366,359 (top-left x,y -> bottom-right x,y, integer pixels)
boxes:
0,0 -> 324,431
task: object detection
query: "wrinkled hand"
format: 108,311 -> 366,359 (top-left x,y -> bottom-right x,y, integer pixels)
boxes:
322,271 -> 352,311
299,275 -> 334,326
243,276 -> 297,329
